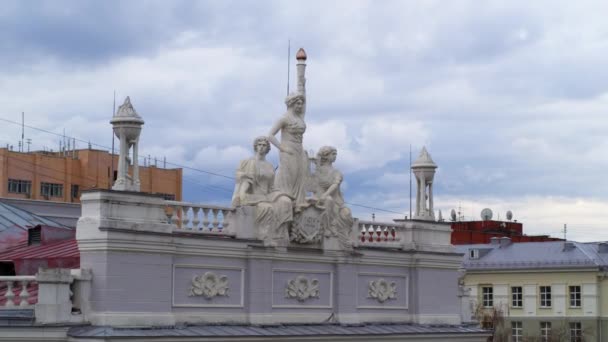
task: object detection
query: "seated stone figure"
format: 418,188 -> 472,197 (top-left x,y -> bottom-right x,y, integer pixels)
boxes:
311,146 -> 353,250
232,137 -> 294,247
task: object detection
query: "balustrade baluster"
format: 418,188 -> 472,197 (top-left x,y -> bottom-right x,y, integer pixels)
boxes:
5,281 -> 15,307
18,280 -> 30,307
181,206 -> 191,229
171,205 -> 181,228
367,226 -> 374,242
375,226 -> 382,242
202,208 -> 210,230
212,209 -> 220,232
165,206 -> 174,225
221,210 -> 230,232
360,225 -> 366,242
191,207 -> 201,230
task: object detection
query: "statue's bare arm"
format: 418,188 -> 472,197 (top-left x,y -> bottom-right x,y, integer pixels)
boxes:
238,181 -> 251,202
268,118 -> 292,154
321,183 -> 338,200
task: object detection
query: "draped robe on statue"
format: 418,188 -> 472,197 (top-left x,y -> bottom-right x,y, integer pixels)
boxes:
274,115 -> 308,210
232,158 -> 293,246
313,166 -> 353,249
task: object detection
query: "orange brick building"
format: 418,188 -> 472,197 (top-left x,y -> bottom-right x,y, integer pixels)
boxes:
0,148 -> 182,203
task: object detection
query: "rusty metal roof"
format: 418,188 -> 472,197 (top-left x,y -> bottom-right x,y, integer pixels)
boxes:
0,238 -> 78,261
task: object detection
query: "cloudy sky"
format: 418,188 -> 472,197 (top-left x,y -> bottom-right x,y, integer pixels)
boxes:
1,1 -> 607,241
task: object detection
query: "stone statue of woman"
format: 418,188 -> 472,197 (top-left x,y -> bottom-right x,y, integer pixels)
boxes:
268,48 -> 308,210
312,146 -> 353,250
232,137 -> 293,247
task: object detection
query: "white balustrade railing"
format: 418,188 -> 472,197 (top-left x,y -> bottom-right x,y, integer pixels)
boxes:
165,201 -> 234,234
0,276 -> 37,308
357,221 -> 402,244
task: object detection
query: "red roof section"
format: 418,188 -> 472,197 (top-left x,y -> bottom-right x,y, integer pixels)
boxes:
0,238 -> 79,261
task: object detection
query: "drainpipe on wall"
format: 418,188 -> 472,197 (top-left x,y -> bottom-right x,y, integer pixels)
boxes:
599,273 -> 603,342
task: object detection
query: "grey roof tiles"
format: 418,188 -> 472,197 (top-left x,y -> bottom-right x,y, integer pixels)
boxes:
457,241 -> 608,270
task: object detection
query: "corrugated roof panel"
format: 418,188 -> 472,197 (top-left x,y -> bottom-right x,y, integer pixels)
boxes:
0,202 -> 67,232
0,239 -> 79,261
68,324 -> 489,338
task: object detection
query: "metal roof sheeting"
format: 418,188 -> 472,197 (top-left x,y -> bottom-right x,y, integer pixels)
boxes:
458,241 -> 608,270
0,201 -> 68,232
67,324 -> 488,338
0,238 -> 78,261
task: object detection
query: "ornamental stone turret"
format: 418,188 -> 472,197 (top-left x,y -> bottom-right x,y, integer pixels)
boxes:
110,96 -> 144,192
412,146 -> 437,221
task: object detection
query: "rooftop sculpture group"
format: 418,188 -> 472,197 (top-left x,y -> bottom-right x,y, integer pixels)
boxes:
108,47 -> 439,252
231,48 -> 353,250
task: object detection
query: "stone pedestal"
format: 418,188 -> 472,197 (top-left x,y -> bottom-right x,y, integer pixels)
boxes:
35,268 -> 73,324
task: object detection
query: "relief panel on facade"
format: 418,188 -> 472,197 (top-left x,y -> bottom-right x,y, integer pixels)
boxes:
188,271 -> 229,299
368,278 -> 397,303
272,269 -> 332,308
285,275 -> 320,302
357,273 -> 408,309
173,265 -> 244,307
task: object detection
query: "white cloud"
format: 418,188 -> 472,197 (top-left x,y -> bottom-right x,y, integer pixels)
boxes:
192,145 -> 250,173
2,1 -> 608,241
304,119 -> 429,172
435,195 -> 608,242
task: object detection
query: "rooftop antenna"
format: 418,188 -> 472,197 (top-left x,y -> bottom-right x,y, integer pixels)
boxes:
563,223 -> 567,240
110,90 -> 116,189
457,202 -> 463,221
409,144 -> 412,220
372,213 -> 375,222
21,112 -> 24,153
286,39 -> 291,96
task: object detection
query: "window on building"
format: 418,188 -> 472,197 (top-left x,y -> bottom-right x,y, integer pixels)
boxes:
159,193 -> 176,201
569,322 -> 582,342
540,286 -> 552,307
511,286 -> 523,308
8,179 -> 31,195
71,184 -> 80,201
511,321 -> 522,342
482,286 -> 493,307
540,322 -> 551,342
40,182 -> 63,198
469,249 -> 479,259
569,285 -> 581,308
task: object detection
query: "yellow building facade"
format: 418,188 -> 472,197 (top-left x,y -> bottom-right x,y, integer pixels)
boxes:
0,148 -> 182,202
459,239 -> 608,341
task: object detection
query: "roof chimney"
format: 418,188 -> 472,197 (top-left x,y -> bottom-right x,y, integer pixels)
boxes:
563,242 -> 576,251
498,237 -> 512,248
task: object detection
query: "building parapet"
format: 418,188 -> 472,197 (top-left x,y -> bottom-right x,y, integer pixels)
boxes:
74,190 -> 464,327
0,268 -> 91,324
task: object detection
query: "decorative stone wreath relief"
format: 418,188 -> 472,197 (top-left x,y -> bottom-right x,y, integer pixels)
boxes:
285,275 -> 320,302
368,278 -> 397,303
188,271 -> 229,299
